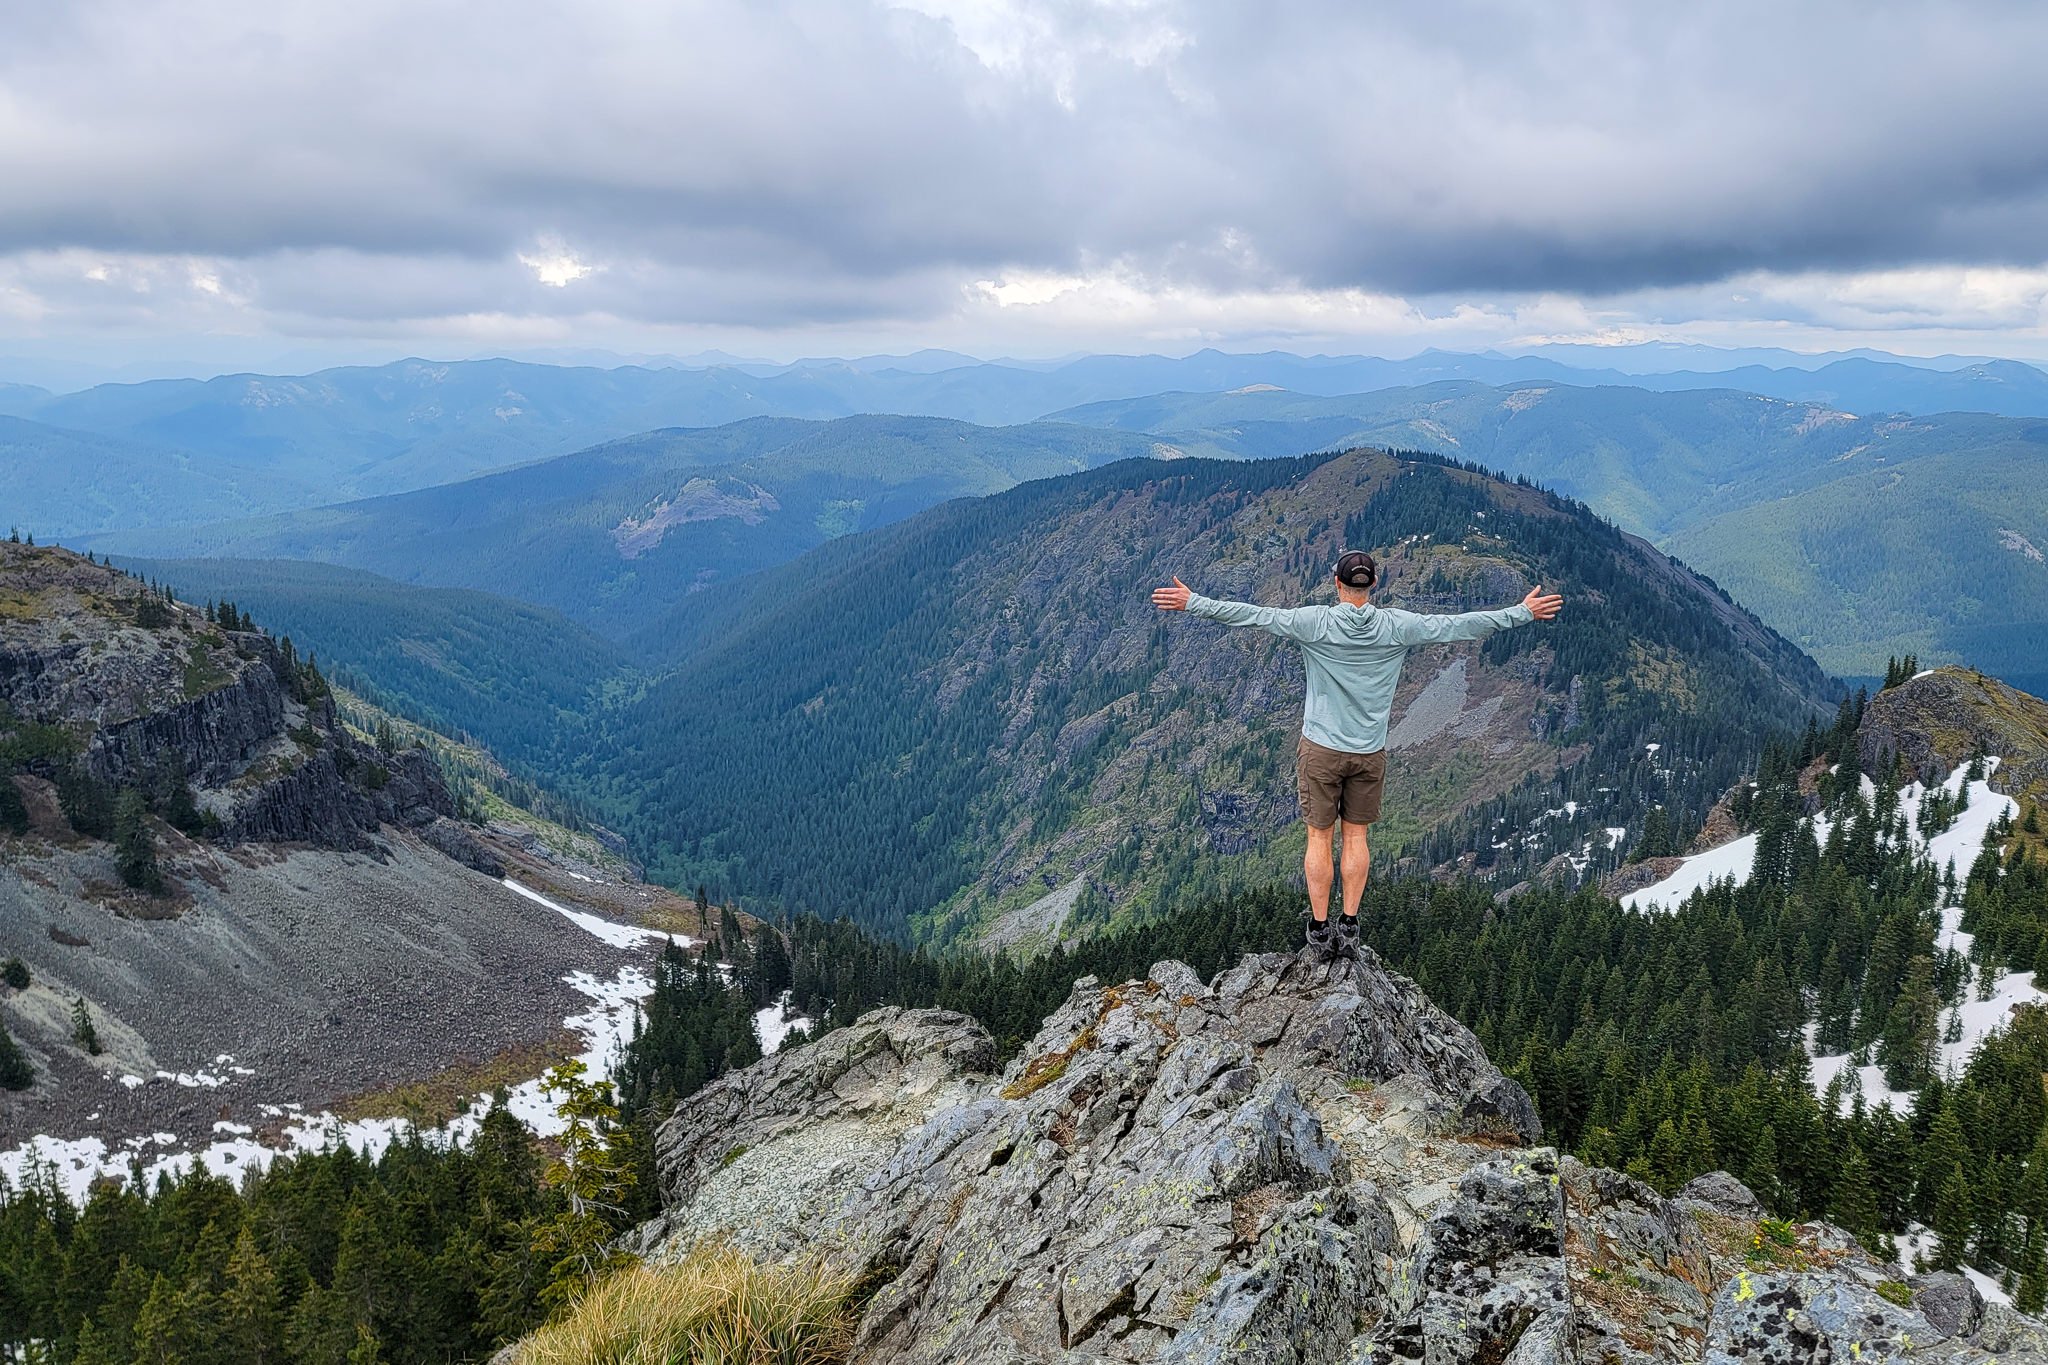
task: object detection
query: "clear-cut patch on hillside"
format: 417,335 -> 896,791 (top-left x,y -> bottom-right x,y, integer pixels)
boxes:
612,478 -> 780,558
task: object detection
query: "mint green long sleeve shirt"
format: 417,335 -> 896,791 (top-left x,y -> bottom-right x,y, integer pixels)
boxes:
1185,593 -> 1536,754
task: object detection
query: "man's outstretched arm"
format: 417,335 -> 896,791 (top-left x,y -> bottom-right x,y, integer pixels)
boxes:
1386,585 -> 1564,646
1151,576 -> 1322,641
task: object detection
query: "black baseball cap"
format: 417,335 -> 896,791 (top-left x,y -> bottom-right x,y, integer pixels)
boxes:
1334,550 -> 1377,588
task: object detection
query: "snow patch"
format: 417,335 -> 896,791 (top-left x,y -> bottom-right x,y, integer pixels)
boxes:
1804,765 -> 2037,1109
1895,1224 -> 2014,1305
500,877 -> 680,949
754,991 -> 813,1054
1,961 -> 659,1206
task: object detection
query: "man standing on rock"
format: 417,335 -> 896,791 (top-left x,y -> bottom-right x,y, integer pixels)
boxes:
1152,551 -> 1562,960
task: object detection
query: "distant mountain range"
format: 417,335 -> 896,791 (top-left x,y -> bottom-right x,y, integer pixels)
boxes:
91,379 -> 2048,688
11,346 -> 2048,540
95,415 -> 1170,638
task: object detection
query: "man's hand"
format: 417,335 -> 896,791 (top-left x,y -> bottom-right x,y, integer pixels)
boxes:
1524,585 -> 1564,621
1152,576 -> 1192,612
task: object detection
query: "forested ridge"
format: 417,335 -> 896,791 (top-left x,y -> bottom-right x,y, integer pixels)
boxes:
574,449 -> 1833,941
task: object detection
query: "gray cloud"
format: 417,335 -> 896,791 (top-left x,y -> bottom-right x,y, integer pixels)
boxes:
2,0 -> 2047,341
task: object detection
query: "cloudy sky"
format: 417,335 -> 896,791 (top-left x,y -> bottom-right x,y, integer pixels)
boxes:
5,0 -> 2048,379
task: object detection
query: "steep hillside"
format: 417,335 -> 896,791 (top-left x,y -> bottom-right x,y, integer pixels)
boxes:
110,556 -> 627,778
89,415 -> 1172,638
1667,449 -> 2048,687
0,544 -> 661,1155
588,449 -> 1835,945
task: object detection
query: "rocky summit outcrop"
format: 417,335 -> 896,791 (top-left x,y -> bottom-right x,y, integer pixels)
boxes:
1859,666 -> 2048,801
631,946 -> 2048,1364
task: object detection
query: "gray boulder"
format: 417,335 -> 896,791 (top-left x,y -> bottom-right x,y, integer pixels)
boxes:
1677,1171 -> 1765,1218
1908,1272 -> 1984,1338
1704,1272 -> 1949,1364
419,816 -> 505,876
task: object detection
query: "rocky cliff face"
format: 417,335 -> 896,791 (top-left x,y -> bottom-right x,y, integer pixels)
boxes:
1858,666 -> 2048,802
632,946 -> 2048,1364
0,542 -> 472,855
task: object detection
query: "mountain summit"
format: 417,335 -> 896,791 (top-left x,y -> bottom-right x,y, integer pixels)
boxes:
601,945 -> 2048,1363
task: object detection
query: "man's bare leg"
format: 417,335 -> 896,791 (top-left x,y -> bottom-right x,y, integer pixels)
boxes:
1340,821 -> 1372,918
1303,823 -> 1335,921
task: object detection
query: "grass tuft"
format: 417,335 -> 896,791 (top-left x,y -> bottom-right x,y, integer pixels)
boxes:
518,1244 -> 854,1365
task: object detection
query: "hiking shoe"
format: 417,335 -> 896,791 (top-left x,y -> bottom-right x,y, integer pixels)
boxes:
1304,916 -> 1336,960
1335,916 -> 1361,959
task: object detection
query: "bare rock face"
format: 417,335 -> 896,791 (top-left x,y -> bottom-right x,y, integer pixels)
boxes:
642,1006 -> 997,1263
639,946 -> 2048,1364
1602,855 -> 1685,900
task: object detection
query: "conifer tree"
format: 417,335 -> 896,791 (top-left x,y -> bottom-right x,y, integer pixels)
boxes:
0,956 -> 26,989
132,1271 -> 206,1364
1831,1142 -> 1883,1253
114,788 -> 165,894
57,765 -> 114,838
1631,806 -> 1676,862
1647,1118 -> 1685,1193
1743,1126 -> 1783,1212
2019,1224 -> 2048,1315
1880,955 -> 1940,1090
71,996 -> 101,1055
220,1224 -> 284,1363
0,1018 -> 33,1089
286,1284 -> 358,1365
1917,1101 -> 1971,1222
348,1322 -> 385,1364
153,754 -> 203,835
76,1257 -> 152,1364
0,771 -> 27,836
1933,1164 -> 1974,1271
532,1059 -> 637,1312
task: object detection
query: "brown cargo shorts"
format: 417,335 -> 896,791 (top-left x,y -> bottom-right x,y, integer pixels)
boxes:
1296,734 -> 1386,829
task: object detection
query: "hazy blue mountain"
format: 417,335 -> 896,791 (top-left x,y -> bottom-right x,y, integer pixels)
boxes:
1512,340 -> 2011,374
1052,382 -> 2045,536
13,348 -> 2047,536
0,382 -> 51,415
18,358 -> 859,497
90,415 -> 1171,639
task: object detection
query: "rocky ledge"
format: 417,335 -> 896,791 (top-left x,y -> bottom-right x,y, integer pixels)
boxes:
0,542 -> 477,855
630,946 -> 2048,1364
1858,666 -> 2048,802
